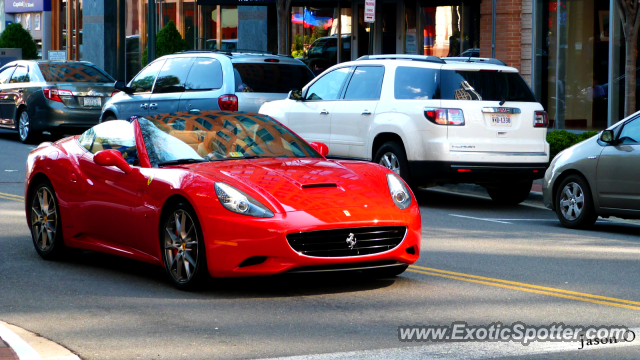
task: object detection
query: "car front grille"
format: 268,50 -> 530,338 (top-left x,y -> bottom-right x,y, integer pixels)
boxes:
286,226 -> 407,258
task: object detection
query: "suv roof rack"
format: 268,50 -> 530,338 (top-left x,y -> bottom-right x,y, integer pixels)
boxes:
443,57 -> 507,66
357,54 -> 445,64
180,49 -> 292,57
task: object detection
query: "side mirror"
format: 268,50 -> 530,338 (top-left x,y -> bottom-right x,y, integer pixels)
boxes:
94,150 -> 133,174
309,142 -> 329,157
114,80 -> 133,94
289,90 -> 303,101
600,130 -> 615,144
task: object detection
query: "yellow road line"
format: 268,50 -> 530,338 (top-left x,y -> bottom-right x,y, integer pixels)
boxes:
410,265 -> 640,306
0,192 -> 24,200
407,269 -> 640,311
0,195 -> 23,202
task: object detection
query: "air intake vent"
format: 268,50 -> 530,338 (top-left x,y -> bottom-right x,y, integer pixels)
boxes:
286,226 -> 407,258
301,183 -> 338,189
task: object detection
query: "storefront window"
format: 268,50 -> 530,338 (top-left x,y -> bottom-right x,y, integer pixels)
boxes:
201,5 -> 238,50
184,2 -> 195,50
125,0 -> 141,82
405,0 -> 418,55
421,2 -> 479,58
292,6 -> 352,68
537,0 -> 610,130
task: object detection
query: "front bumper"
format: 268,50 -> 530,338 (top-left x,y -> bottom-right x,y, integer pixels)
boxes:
199,205 -> 422,278
408,161 -> 548,186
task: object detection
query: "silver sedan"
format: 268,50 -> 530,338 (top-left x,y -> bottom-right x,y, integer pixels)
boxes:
543,113 -> 640,228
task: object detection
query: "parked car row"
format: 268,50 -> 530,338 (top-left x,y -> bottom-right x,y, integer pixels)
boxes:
261,54 -> 550,205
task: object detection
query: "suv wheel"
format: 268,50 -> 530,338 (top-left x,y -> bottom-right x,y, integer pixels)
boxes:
485,180 -> 532,205
374,142 -> 412,185
555,175 -> 597,229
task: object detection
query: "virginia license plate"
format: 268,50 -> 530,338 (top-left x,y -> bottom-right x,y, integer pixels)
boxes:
83,97 -> 101,107
491,114 -> 511,126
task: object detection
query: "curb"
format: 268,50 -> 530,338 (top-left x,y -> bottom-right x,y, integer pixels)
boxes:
0,322 -> 80,360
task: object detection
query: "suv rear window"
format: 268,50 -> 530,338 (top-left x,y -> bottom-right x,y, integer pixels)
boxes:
38,63 -> 114,83
394,67 -> 537,103
441,70 -> 537,102
233,63 -> 314,93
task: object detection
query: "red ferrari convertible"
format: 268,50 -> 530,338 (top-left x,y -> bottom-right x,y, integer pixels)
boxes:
25,111 -> 421,289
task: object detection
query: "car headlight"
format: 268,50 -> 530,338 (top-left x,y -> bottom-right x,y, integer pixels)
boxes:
214,182 -> 274,218
387,173 -> 412,209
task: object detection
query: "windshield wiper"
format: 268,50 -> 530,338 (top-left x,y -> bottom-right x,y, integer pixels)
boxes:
158,158 -> 207,167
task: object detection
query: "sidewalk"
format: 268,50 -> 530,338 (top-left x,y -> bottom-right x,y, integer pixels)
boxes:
0,321 -> 80,360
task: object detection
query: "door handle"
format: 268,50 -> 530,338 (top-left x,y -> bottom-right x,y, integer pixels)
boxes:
189,109 -> 201,113
140,103 -> 148,109
361,110 -> 372,115
149,103 -> 158,110
319,109 -> 329,115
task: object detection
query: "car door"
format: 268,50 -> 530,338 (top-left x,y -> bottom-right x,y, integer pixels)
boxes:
178,57 -> 226,112
330,65 -> 384,158
117,59 -> 165,119
288,66 -> 351,148
596,118 -> 640,210
73,121 -> 145,250
149,57 -> 194,115
0,66 -> 16,126
4,65 -> 30,124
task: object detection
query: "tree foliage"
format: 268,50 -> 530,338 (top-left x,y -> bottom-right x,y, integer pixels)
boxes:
0,23 -> 38,60
141,21 -> 189,66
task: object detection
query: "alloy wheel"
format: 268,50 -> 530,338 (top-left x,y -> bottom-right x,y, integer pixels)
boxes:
559,182 -> 584,221
19,112 -> 30,141
379,152 -> 400,175
164,210 -> 199,283
31,187 -> 57,252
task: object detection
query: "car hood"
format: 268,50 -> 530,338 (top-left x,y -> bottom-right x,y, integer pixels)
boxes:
189,158 -> 393,212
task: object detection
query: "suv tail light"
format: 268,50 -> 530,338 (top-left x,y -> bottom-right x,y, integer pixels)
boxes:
218,94 -> 238,111
424,108 -> 465,126
534,110 -> 549,128
43,88 -> 74,103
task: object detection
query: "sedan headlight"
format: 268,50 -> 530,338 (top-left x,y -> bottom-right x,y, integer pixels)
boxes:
214,182 -> 274,218
387,173 -> 412,209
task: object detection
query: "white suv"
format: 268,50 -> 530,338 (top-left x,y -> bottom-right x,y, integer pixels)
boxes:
259,55 -> 549,204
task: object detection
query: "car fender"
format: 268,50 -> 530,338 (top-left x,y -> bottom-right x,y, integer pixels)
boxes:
544,137 -> 604,211
369,112 -> 422,161
258,100 -> 294,126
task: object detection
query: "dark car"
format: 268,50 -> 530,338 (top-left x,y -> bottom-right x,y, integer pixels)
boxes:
303,34 -> 352,69
0,60 -> 117,143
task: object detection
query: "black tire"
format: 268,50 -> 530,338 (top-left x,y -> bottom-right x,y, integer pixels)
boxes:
161,202 -> 209,290
102,114 -> 117,122
29,180 -> 69,260
16,109 -> 39,144
555,174 -> 598,229
485,180 -> 533,205
373,141 -> 412,186
365,264 -> 409,279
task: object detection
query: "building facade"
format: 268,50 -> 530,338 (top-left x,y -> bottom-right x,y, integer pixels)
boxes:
30,0 -> 628,131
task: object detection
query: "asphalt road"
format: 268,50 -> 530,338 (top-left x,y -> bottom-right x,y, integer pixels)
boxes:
1,128 -> 640,359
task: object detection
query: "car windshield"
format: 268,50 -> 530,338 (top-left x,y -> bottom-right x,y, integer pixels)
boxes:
38,62 -> 114,83
137,111 -> 322,167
